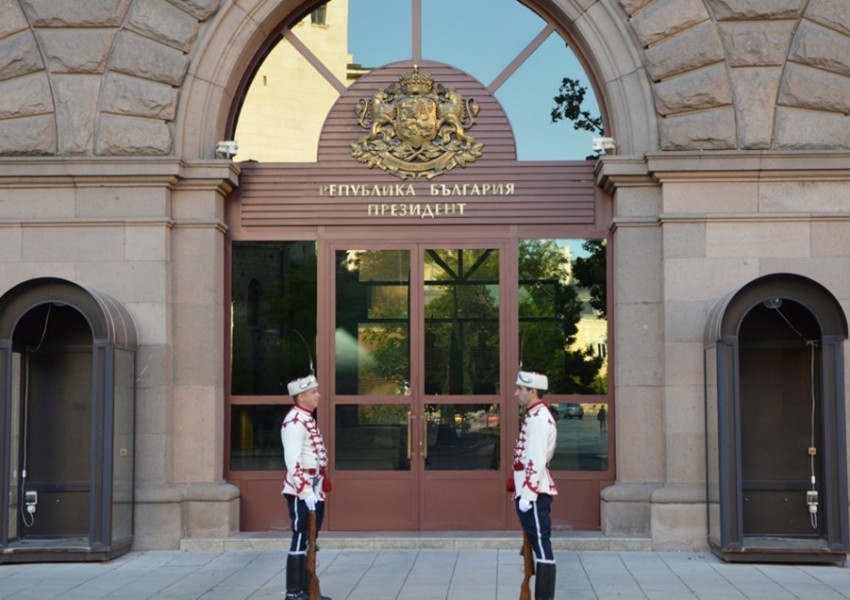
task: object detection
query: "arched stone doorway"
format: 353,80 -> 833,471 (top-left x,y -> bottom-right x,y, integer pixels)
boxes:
0,278 -> 137,563
222,1 -> 616,532
705,273 -> 849,563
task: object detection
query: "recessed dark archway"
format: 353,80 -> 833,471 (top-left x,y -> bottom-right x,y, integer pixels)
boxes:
705,273 -> 849,563
0,278 -> 137,563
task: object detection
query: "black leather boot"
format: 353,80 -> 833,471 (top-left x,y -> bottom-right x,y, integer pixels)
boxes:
534,561 -> 556,600
285,553 -> 308,600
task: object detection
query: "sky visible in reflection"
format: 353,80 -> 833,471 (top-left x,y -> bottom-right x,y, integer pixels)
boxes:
347,0 -> 601,160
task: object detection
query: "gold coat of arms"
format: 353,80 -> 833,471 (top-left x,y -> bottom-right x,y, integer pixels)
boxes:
351,66 -> 483,179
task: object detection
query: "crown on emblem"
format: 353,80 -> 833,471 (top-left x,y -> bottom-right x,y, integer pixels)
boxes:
400,65 -> 433,95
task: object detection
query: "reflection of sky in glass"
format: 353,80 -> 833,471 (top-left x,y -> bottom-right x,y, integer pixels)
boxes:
557,239 -> 594,259
496,34 -> 599,160
421,0 -> 543,84
346,0 -> 599,160
347,0 -> 411,67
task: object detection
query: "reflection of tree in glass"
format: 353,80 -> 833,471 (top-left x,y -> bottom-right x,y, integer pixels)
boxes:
519,240 -> 604,394
550,54 -> 604,159
424,249 -> 499,395
231,245 -> 318,395
550,76 -> 603,135
266,256 -> 319,387
357,404 -> 409,425
337,250 -> 410,394
362,325 -> 409,393
573,239 -> 608,394
572,239 -> 607,319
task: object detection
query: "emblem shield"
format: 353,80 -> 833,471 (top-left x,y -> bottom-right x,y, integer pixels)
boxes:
396,97 -> 438,149
352,66 -> 483,179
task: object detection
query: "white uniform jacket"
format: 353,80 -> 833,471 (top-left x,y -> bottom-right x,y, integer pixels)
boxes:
511,401 -> 558,501
281,405 -> 329,500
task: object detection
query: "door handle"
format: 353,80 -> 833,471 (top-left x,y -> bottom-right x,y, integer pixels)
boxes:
422,414 -> 428,459
407,410 -> 413,459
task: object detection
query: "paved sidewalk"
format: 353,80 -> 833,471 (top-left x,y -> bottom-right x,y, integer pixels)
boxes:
1,547 -> 849,600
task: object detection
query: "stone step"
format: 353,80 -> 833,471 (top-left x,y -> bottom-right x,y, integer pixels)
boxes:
180,531 -> 652,552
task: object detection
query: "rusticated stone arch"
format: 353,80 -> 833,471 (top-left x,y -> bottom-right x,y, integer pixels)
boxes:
627,0 -> 735,150
0,0 -> 665,158
177,0 -> 660,158
0,1 -> 54,155
776,0 -> 850,148
530,0 -> 659,155
174,0 -> 305,160
7,1 -> 850,157
0,0 -> 219,157
624,0 -> 850,151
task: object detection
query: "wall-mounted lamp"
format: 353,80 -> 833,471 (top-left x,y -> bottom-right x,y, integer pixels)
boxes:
592,136 -> 616,155
215,140 -> 238,159
762,297 -> 783,309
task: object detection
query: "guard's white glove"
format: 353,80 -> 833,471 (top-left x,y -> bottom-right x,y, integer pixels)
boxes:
304,494 -> 318,512
518,498 -> 533,513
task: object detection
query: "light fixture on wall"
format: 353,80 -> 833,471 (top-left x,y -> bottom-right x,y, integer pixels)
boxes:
592,136 -> 616,154
762,297 -> 783,309
215,140 -> 238,159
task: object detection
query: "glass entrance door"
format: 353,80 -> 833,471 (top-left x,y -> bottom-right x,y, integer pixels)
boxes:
332,246 -> 416,529
330,244 -> 506,530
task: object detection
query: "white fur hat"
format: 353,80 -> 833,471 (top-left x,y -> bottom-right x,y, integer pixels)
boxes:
516,371 -> 548,391
287,374 -> 318,397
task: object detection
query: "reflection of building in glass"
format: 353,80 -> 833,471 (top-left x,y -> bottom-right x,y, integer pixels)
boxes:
573,287 -> 608,363
235,1 -> 361,162
334,250 -> 412,396
560,245 -> 608,383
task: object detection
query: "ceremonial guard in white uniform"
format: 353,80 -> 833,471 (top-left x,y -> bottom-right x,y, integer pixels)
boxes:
509,370 -> 558,600
281,374 -> 332,600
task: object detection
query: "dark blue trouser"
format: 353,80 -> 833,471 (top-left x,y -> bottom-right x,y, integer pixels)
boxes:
516,494 -> 554,562
284,494 -> 325,554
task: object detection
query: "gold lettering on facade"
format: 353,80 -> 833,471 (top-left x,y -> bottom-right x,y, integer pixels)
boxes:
351,66 -> 483,180
319,183 -> 514,197
367,203 -> 468,218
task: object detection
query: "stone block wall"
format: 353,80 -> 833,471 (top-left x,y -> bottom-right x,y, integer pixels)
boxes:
600,150 -> 850,549
2,1 -> 850,158
622,0 -> 850,150
0,0 -> 219,156
1,0 -> 850,552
